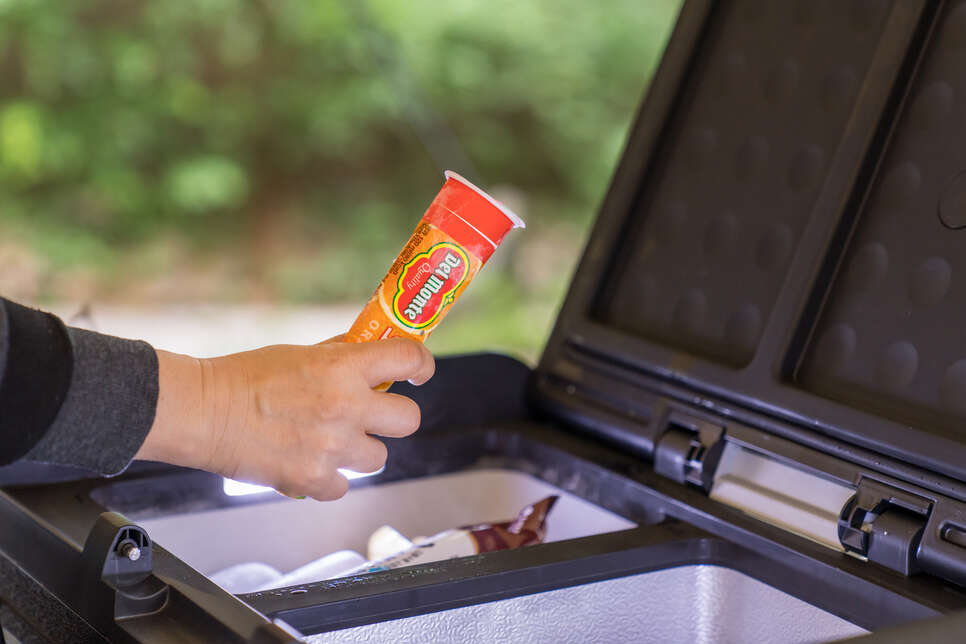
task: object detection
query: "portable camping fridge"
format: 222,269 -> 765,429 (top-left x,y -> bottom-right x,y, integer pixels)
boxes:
6,0 -> 966,641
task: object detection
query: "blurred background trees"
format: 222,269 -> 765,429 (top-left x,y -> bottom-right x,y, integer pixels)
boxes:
0,0 -> 679,361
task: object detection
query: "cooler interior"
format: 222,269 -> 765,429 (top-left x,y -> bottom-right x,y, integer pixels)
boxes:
137,468 -> 636,586
122,461 -> 868,643
309,565 -> 867,644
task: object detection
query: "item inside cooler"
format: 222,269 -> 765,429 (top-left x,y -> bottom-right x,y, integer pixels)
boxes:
135,469 -> 636,592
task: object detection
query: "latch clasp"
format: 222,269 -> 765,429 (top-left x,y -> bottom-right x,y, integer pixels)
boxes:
838,478 -> 931,575
654,412 -> 724,492
81,512 -> 168,621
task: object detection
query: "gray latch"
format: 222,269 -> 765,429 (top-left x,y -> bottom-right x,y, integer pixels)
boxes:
838,478 -> 931,575
81,512 -> 168,622
654,412 -> 724,492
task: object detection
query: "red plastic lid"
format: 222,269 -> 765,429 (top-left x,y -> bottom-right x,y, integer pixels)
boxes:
421,171 -> 525,263
437,171 -> 525,245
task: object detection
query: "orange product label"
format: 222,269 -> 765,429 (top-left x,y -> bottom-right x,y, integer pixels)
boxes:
391,241 -> 470,329
346,223 -> 481,344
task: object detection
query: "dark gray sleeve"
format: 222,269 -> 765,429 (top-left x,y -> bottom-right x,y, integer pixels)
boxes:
23,326 -> 159,476
0,298 -> 158,476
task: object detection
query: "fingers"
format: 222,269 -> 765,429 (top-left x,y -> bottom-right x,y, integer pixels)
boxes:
343,436 -> 388,474
350,338 -> 435,388
305,470 -> 350,502
294,435 -> 385,499
224,338 -> 431,502
362,392 -> 421,438
318,334 -> 346,345
236,447 -> 352,502
274,457 -> 351,502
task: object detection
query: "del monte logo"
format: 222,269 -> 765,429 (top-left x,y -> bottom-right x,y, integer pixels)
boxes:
392,242 -> 470,329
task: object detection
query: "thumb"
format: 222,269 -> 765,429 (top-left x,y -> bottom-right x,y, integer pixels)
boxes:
349,337 -> 435,388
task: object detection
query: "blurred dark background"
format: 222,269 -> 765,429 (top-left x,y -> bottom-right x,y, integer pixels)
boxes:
0,0 -> 680,362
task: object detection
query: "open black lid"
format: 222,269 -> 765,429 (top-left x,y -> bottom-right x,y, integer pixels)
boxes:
534,0 -> 966,483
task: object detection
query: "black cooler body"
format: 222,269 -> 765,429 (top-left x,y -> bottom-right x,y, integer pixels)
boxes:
6,0 -> 966,641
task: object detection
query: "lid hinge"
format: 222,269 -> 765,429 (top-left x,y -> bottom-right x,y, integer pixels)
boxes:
837,478 -> 930,576
654,412 -> 725,492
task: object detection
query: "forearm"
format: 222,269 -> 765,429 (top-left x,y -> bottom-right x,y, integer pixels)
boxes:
135,349 -> 254,478
134,350 -> 208,469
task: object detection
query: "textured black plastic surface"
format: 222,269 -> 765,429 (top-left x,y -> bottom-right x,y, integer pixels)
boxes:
535,0 -> 966,484
798,1 -> 966,437
597,0 -> 892,367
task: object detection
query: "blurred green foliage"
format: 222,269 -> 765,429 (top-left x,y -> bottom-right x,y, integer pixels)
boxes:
0,0 -> 680,360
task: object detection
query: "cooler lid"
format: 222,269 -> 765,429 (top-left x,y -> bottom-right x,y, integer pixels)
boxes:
534,0 -> 966,484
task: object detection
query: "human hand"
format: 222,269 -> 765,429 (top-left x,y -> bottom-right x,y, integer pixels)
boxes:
135,336 -> 435,500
